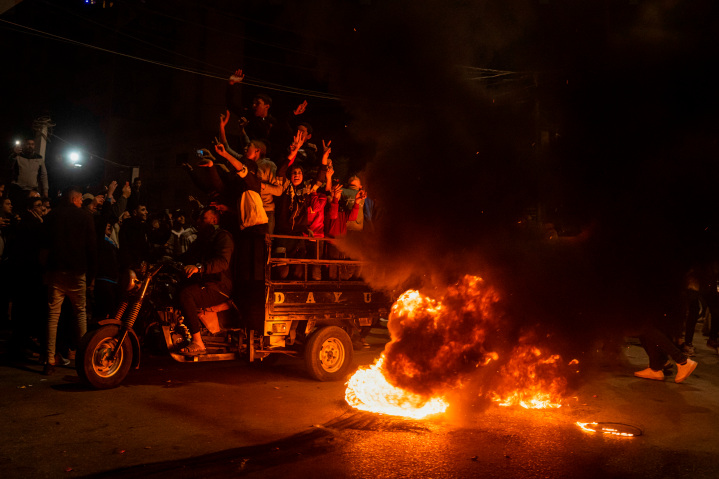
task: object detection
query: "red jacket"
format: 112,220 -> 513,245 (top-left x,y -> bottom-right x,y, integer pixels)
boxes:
325,198 -> 360,238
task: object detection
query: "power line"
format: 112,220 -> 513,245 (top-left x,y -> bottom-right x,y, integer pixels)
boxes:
0,18 -> 228,78
42,0 -> 321,76
0,18 -> 343,101
41,0 -> 228,77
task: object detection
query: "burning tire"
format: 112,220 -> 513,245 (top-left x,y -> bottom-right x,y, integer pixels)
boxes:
76,325 -> 133,389
304,326 -> 353,381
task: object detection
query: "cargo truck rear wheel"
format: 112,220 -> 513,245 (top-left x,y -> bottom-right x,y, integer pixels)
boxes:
305,326 -> 353,381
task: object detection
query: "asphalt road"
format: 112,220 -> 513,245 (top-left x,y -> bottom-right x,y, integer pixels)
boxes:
1,327 -> 717,478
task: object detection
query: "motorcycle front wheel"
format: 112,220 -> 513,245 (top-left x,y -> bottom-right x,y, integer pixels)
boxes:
76,325 -> 133,389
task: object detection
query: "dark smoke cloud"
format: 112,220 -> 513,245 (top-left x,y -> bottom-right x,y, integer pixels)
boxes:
327,0 -> 719,358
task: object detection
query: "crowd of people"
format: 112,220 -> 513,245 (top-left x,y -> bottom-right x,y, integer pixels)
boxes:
1,68 -> 376,370
5,67 -> 714,379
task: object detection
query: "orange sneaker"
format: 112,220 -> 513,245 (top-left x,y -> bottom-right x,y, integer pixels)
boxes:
634,368 -> 664,380
675,359 -> 697,383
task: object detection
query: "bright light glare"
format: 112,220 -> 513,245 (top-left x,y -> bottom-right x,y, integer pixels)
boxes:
69,152 -> 80,163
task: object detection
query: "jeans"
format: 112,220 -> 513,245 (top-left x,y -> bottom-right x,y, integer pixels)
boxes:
46,271 -> 87,363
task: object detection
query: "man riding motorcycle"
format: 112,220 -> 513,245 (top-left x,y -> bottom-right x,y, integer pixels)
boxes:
177,206 -> 234,355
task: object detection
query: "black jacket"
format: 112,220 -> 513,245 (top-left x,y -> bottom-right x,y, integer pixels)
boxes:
179,226 -> 234,295
44,204 -> 97,277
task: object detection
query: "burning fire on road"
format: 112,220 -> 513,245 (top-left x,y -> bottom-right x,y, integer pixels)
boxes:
345,275 -> 580,419
345,355 -> 449,419
576,422 -> 642,437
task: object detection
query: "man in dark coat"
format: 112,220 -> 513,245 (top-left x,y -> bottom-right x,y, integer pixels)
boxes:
177,207 -> 234,355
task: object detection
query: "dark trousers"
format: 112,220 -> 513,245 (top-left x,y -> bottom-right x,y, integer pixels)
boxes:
640,326 -> 688,371
706,289 -> 719,341
178,283 -> 228,335
234,225 -> 268,331
683,289 -> 703,345
235,224 -> 268,282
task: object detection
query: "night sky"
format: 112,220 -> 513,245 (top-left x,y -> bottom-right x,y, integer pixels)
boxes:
4,0 -> 719,354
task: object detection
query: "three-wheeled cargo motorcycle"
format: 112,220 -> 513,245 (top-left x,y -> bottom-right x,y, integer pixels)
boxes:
76,235 -> 390,389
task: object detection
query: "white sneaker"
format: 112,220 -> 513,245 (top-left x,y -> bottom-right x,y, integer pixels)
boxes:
675,359 -> 697,383
56,354 -> 71,366
634,368 -> 664,380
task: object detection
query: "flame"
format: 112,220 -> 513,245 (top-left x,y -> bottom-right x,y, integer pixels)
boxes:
488,344 -> 571,409
381,277 -> 502,398
344,274 -> 578,418
345,355 -> 449,419
576,422 -> 639,437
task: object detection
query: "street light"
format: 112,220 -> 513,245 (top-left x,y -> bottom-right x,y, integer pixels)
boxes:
68,151 -> 83,168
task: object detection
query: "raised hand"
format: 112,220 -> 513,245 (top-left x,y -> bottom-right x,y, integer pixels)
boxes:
297,128 -> 308,144
290,130 -> 306,154
107,180 -> 118,197
229,69 -> 245,85
214,143 -> 227,156
293,100 -> 308,116
201,149 -> 216,161
331,183 -> 343,200
220,110 -> 230,130
121,181 -> 132,198
321,139 -> 332,165
355,189 -> 367,201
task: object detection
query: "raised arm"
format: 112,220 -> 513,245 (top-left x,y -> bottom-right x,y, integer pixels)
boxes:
109,181 -> 131,220
225,68 -> 245,116
324,161 -> 334,193
219,110 -> 231,146
228,69 -> 244,85
293,100 -> 307,116
276,130 -> 305,178
106,180 -> 117,203
348,189 -> 366,222
218,111 -> 244,160
320,140 -> 331,165
214,143 -> 250,176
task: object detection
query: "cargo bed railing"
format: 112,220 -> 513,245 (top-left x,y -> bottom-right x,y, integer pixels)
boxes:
266,234 -> 367,284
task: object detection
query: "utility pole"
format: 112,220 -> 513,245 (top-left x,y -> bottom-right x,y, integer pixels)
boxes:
32,116 -> 55,161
